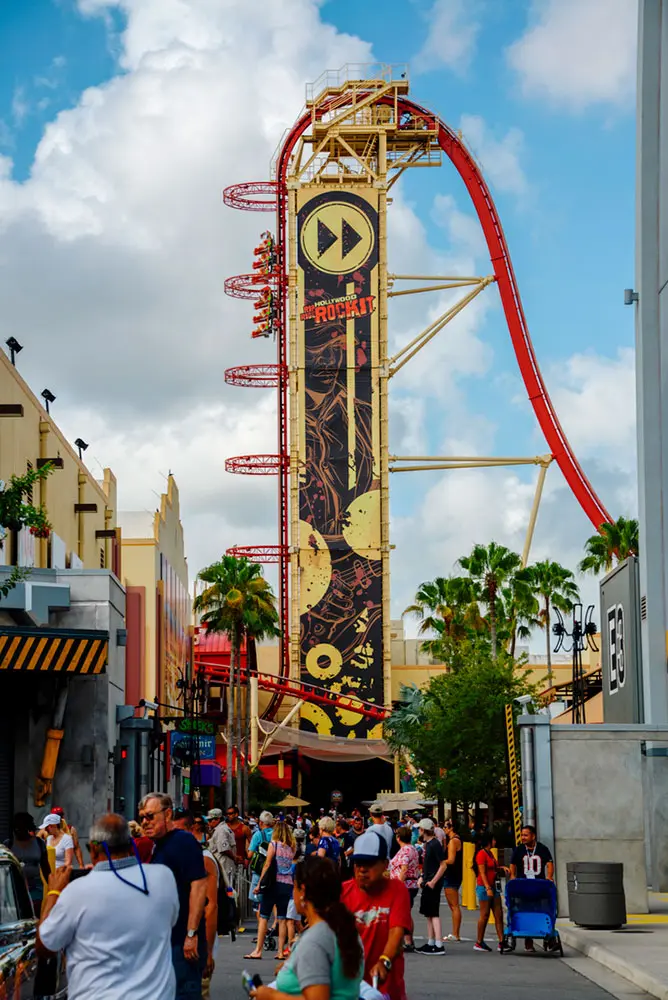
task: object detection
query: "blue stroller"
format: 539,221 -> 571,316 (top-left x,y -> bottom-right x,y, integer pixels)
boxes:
502,878 -> 563,956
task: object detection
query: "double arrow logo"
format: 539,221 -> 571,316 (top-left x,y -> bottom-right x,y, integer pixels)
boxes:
317,217 -> 363,259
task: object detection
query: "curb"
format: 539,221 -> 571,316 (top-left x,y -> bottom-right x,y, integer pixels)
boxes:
559,926 -> 668,1000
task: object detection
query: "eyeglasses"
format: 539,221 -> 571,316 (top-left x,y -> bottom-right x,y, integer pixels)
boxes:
139,808 -> 166,823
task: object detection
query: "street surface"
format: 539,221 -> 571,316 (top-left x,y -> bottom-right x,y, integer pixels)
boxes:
209,908 -> 650,1000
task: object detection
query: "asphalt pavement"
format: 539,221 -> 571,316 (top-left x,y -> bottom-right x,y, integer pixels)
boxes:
209,907 -> 651,1000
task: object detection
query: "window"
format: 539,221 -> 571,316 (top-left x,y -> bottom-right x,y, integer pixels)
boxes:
0,865 -> 19,925
10,866 -> 34,920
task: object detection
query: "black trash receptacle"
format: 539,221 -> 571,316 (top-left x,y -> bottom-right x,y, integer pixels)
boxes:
567,862 -> 626,928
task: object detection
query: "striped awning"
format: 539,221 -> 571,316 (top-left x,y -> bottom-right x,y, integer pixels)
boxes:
0,627 -> 108,675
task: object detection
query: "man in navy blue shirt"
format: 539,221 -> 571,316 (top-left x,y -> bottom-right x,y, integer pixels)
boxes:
140,792 -> 208,999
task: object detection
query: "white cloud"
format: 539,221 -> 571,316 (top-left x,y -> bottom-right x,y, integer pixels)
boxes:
12,87 -> 29,126
414,0 -> 480,73
459,114 -> 529,199
547,347 -> 636,476
507,0 -> 637,112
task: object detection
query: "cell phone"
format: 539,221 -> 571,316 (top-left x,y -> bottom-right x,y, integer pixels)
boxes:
372,975 -> 379,991
242,971 -> 263,995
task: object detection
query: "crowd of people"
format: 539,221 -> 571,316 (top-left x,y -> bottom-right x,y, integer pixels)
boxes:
5,798 -> 554,1000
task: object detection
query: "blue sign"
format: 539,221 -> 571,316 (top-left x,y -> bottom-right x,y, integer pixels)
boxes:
170,731 -> 216,760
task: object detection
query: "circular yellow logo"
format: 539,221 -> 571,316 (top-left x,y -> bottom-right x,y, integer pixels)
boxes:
301,201 -> 375,275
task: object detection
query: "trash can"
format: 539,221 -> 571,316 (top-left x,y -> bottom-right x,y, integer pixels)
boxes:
567,862 -> 626,928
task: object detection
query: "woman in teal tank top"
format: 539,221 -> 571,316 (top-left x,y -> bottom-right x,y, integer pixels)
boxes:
250,857 -> 363,1000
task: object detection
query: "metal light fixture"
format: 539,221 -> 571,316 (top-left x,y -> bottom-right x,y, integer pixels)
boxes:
41,389 -> 56,414
74,437 -> 88,460
5,337 -> 22,366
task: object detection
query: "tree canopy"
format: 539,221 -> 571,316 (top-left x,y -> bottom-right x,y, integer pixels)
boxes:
579,516 -> 639,576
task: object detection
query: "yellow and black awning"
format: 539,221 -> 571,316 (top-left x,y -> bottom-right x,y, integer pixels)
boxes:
0,628 -> 108,675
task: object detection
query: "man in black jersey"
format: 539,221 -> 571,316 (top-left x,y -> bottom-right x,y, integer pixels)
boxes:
510,825 -> 554,952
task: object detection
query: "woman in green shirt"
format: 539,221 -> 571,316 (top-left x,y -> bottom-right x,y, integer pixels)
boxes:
251,857 -> 363,1000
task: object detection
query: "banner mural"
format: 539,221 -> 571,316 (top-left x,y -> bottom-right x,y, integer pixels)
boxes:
296,188 -> 384,738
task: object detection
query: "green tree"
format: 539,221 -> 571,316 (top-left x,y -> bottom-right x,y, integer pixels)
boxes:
194,556 -> 280,810
0,464 -> 54,597
526,560 -> 579,686
579,516 -> 639,576
458,542 -> 525,659
403,575 -> 485,658
385,641 -> 534,814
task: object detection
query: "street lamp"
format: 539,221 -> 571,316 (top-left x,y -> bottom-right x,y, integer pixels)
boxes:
74,438 -> 88,461
41,389 -> 56,415
5,337 -> 22,366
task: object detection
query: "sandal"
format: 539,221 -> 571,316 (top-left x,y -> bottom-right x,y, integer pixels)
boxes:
244,953 -> 263,960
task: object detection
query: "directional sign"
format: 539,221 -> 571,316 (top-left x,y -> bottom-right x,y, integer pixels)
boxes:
170,731 -> 216,760
301,201 -> 375,275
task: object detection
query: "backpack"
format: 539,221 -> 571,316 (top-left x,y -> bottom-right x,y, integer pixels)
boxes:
250,828 -> 272,876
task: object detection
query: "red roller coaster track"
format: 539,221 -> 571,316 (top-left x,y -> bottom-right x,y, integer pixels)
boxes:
225,364 -> 284,388
224,273 -> 279,300
274,96 -> 612,532
223,181 -> 277,212
225,544 -> 285,564
220,85 -> 613,725
197,661 -> 389,722
225,454 -> 287,475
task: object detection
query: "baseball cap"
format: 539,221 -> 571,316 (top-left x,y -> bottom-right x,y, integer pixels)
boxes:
208,808 -> 223,820
39,813 -> 61,830
418,818 -> 434,832
51,806 -> 65,817
368,802 -> 384,816
353,830 -> 389,864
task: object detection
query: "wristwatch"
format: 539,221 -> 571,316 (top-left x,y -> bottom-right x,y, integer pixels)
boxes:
379,956 -> 392,971
186,929 -> 197,939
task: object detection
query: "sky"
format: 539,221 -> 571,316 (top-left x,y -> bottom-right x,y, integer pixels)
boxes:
0,0 -> 639,637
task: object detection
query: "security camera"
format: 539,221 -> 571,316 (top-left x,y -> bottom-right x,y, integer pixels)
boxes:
515,695 -> 533,708
139,699 -> 158,712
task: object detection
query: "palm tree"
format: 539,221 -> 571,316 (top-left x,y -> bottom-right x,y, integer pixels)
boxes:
458,542 -> 523,659
579,516 -> 639,576
403,575 -> 485,652
527,560 -> 579,686
500,573 -> 540,659
194,556 -> 280,809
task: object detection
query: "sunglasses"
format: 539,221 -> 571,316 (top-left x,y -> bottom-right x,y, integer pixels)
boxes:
139,808 -> 165,823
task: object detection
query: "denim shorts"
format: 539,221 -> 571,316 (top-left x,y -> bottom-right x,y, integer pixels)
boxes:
475,885 -> 499,902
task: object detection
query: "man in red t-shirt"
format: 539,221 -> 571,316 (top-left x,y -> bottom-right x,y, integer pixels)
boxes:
341,830 -> 411,1000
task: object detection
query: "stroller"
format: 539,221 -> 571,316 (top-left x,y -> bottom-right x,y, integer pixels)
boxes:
502,878 -> 563,956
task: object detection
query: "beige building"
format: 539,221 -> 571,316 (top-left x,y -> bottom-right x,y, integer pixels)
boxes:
120,476 -> 190,711
0,349 -> 118,572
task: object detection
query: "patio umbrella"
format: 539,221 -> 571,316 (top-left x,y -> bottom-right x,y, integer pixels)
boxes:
277,794 -> 310,808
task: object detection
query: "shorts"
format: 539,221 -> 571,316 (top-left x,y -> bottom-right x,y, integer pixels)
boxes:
250,872 -> 261,902
286,898 -> 299,921
260,881 -> 293,920
444,878 -> 462,891
408,887 -> 419,909
475,885 -> 500,902
419,881 -> 444,918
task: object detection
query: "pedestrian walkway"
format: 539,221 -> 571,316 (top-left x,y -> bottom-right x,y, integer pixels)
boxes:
559,894 -> 668,1000
210,907 -> 650,999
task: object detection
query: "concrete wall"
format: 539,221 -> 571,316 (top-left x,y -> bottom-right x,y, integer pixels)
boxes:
549,725 -> 668,914
11,571 -> 126,855
0,350 -> 117,571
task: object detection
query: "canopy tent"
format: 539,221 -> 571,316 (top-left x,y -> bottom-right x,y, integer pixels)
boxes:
258,720 -> 391,763
373,791 -> 432,812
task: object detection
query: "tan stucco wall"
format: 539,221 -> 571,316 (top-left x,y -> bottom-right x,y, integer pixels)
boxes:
120,476 -> 189,706
0,350 -> 116,570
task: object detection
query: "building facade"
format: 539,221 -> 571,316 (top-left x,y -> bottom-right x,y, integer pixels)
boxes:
120,475 -> 190,714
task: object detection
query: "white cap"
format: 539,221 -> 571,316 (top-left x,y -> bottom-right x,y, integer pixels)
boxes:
39,813 -> 61,830
418,818 -> 434,832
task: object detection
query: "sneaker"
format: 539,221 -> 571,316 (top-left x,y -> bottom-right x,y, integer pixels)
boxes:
431,945 -> 445,956
416,944 -> 436,954
497,943 -> 505,953
403,943 -> 416,954
473,941 -> 492,953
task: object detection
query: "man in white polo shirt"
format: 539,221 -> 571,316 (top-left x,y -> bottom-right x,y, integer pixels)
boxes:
37,813 -> 179,1000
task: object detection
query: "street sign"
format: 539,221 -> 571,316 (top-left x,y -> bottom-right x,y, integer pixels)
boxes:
169,731 -> 216,760
601,557 -> 643,723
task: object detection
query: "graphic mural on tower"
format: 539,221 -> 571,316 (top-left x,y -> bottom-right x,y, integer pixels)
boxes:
295,188 -> 384,738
